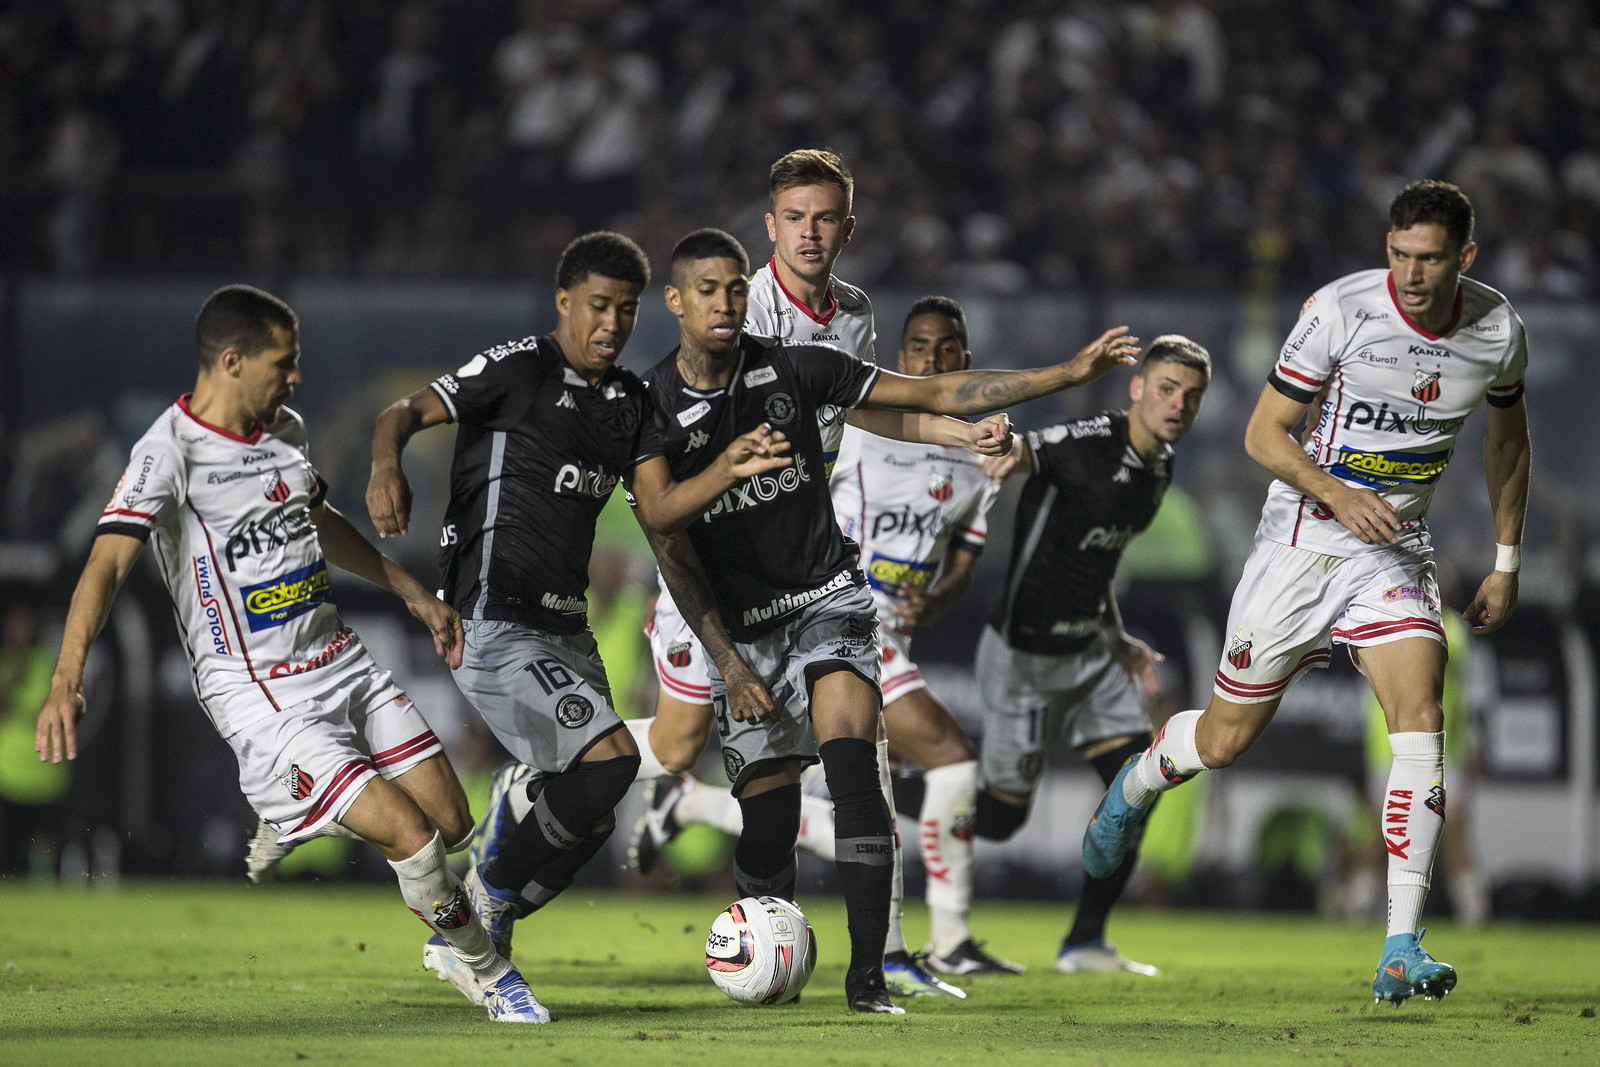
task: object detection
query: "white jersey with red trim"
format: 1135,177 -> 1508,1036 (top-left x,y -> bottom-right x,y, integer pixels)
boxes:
829,424 -> 999,633
97,396 -> 371,736
1259,269 -> 1527,557
746,258 -> 876,478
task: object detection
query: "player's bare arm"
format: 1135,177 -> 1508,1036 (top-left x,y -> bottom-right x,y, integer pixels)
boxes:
890,545 -> 981,631
845,410 -> 1014,456
1243,384 -> 1401,546
861,327 -> 1140,415
981,432 -> 1035,483
627,425 -> 792,535
311,501 -> 464,668
1465,397 -> 1531,635
36,532 -> 145,763
1102,580 -> 1163,697
641,523 -> 777,724
367,386 -> 453,538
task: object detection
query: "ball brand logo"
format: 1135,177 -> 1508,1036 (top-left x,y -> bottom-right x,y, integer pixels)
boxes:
283,763 -> 314,800
1227,636 -> 1253,671
260,469 -> 290,503
1411,370 -> 1442,403
240,561 -> 331,631
553,462 -> 617,499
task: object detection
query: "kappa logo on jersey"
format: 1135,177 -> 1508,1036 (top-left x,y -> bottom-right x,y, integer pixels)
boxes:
685,429 -> 710,452
553,462 -> 618,499
1411,370 -> 1442,403
1340,401 -> 1467,436
1330,446 -> 1451,487
704,455 -> 811,520
666,640 -> 693,668
557,390 -> 578,410
260,469 -> 290,503
283,763 -> 314,801
555,694 -> 594,728
193,554 -> 232,654
764,392 -> 795,425
1112,466 -> 1131,484
1227,635 -> 1253,671
433,887 -> 472,930
224,510 -> 315,572
1425,782 -> 1446,819
240,560 -> 331,632
927,473 -> 953,502
865,554 -> 936,593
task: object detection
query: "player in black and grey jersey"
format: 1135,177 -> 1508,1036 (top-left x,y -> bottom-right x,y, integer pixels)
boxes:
973,336 -> 1211,976
365,232 -> 787,1013
645,228 -> 1143,1013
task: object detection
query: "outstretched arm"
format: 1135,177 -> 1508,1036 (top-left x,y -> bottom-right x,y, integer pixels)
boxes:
367,387 -> 452,538
1464,398 -> 1530,635
313,502 -> 463,667
640,522 -> 776,724
628,425 -> 791,535
981,431 -> 1035,483
36,533 -> 145,763
845,410 -> 1014,455
1243,383 -> 1401,546
860,327 -> 1140,415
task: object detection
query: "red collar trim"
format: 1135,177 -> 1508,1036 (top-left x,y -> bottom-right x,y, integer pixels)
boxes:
1387,275 -> 1463,341
769,256 -> 837,326
178,393 -> 262,444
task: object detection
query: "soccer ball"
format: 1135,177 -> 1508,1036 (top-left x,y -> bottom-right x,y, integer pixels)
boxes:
704,896 -> 817,1005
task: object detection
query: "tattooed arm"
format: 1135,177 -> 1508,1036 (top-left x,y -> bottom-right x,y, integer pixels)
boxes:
860,327 -> 1141,415
640,523 -> 777,723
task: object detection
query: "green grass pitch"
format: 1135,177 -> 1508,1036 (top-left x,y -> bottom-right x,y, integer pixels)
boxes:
2,881 -> 1597,1065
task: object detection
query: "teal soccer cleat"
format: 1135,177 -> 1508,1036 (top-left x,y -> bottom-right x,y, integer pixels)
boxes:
1081,758 -> 1153,880
883,950 -> 967,998
1373,928 -> 1457,1006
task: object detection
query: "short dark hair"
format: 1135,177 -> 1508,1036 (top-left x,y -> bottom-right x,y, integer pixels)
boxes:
902,295 -> 968,348
1389,180 -> 1474,248
670,228 -> 749,286
196,285 -> 297,371
769,148 -> 853,213
1141,334 -> 1212,385
555,231 -> 651,292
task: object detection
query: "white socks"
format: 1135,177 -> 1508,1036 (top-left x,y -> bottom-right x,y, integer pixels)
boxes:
1126,709 -> 1207,807
627,717 -> 671,781
878,736 -> 907,956
921,759 -> 977,956
675,778 -> 746,836
1384,731 -> 1446,939
390,830 -> 508,981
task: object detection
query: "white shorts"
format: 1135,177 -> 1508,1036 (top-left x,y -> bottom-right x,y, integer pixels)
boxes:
646,592 -> 713,706
879,627 -> 926,705
1215,534 -> 1444,705
229,663 -> 442,845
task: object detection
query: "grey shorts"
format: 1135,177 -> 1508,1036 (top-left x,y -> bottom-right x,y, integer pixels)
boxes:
454,619 -> 623,774
975,624 -> 1150,796
707,582 -> 881,793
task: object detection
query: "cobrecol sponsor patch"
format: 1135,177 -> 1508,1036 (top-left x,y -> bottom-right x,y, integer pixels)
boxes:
241,561 -> 331,631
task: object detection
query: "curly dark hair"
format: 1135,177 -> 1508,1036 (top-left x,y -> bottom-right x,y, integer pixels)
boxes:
1389,180 -> 1474,248
903,295 -> 968,347
555,231 -> 651,292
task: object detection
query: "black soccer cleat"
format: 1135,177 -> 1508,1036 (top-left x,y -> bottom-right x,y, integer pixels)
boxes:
846,968 -> 907,1015
926,938 -> 1026,976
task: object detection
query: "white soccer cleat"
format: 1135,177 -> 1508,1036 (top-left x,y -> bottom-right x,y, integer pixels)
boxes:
245,817 -> 294,884
482,965 -> 552,1023
423,934 -> 486,1006
1055,940 -> 1159,977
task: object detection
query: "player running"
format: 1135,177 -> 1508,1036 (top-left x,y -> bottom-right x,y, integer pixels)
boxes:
34,285 -> 548,1022
976,335 -> 1211,976
644,227 -> 1140,1013
364,232 -> 788,1012
1082,180 -> 1531,1006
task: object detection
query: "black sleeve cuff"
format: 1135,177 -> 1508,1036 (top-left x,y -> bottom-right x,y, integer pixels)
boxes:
96,522 -> 152,542
1267,370 -> 1318,404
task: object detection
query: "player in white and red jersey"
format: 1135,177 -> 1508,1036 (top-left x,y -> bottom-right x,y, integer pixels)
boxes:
34,285 -> 548,1023
1083,181 -> 1533,1007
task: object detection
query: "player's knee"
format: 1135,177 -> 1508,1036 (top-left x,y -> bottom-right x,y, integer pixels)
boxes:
656,733 -> 702,775
1196,732 -> 1243,769
974,787 -> 1030,841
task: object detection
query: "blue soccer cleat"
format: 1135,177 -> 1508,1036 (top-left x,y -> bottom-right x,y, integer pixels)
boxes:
468,761 -> 533,871
1373,928 -> 1457,1006
464,863 -> 528,960
883,950 -> 967,998
1082,757 -> 1153,880
482,964 -> 552,1023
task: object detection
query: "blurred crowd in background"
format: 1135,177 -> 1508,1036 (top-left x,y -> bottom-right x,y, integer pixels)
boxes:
3,0 -> 1600,298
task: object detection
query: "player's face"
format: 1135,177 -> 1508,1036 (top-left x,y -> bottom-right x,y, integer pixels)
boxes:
238,325 -> 301,423
668,257 -> 749,355
1129,361 -> 1207,444
1386,223 -> 1477,326
766,183 -> 854,289
556,273 -> 643,378
897,313 -> 970,377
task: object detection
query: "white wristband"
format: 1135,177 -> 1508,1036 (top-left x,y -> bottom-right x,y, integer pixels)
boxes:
1494,543 -> 1522,573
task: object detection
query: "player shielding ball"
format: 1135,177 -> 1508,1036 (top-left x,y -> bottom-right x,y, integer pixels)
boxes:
644,228 -> 1139,1013
34,285 -> 549,1022
1082,180 -> 1531,1006
976,335 -> 1211,976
